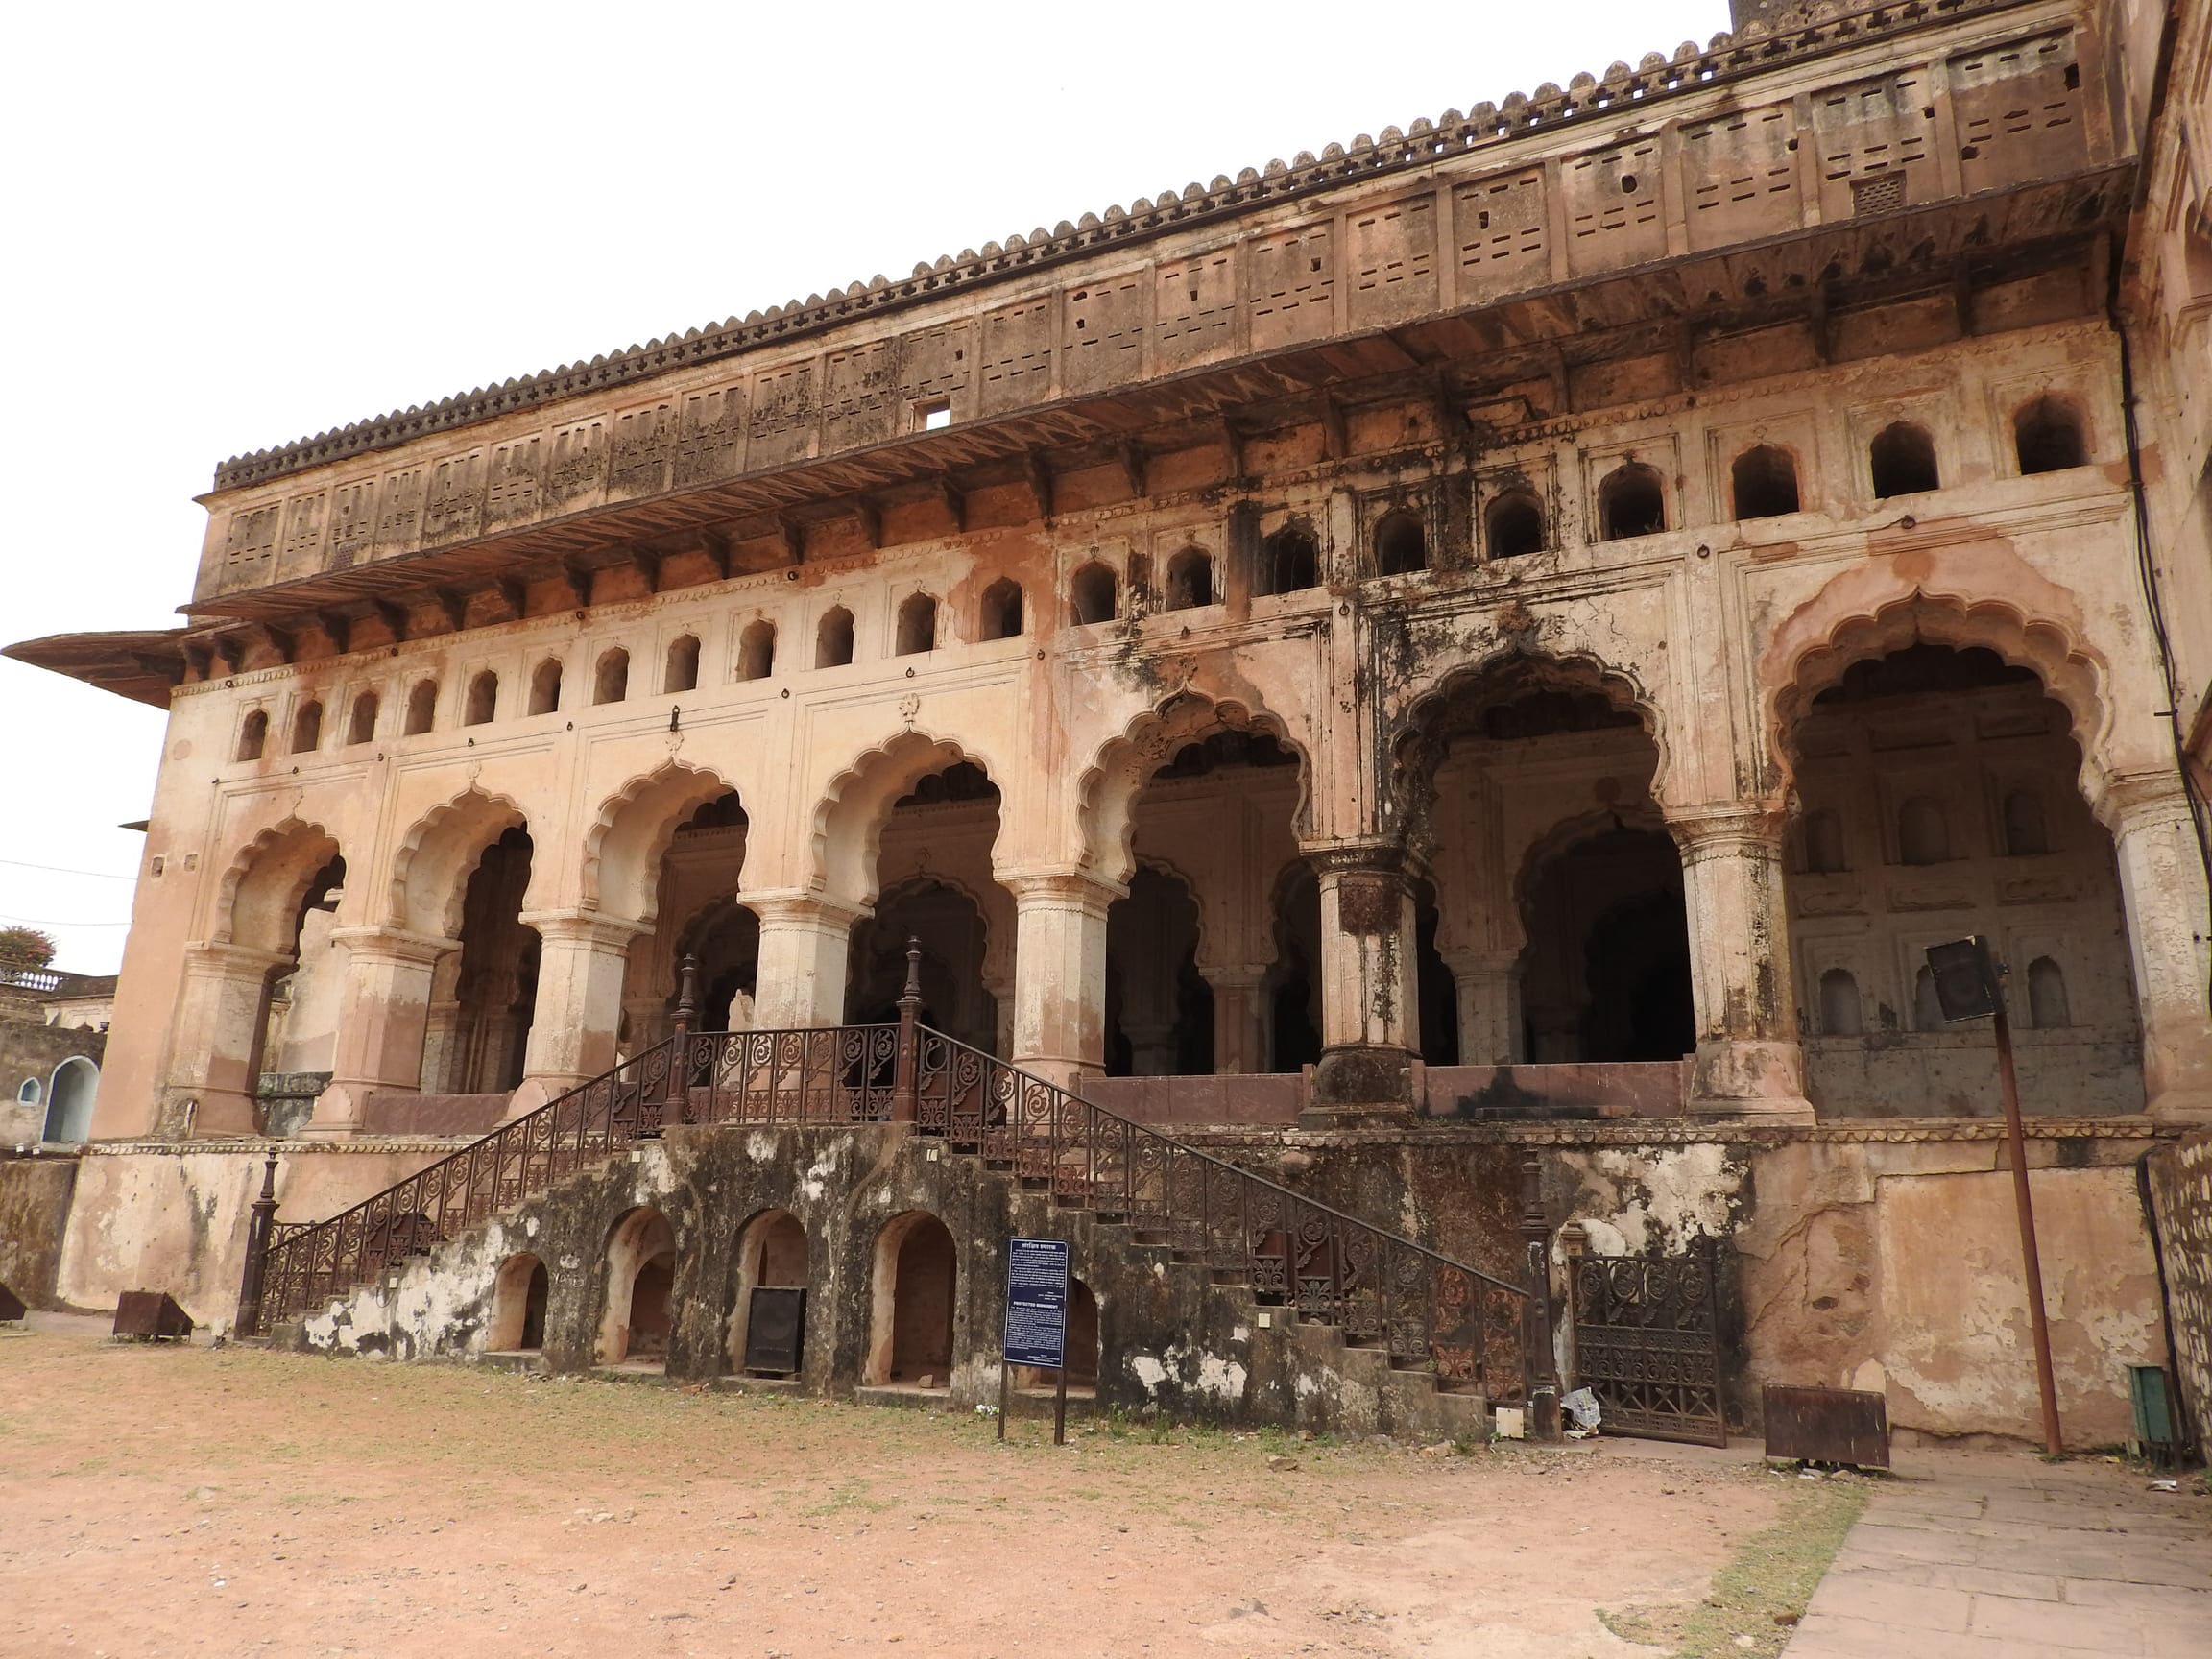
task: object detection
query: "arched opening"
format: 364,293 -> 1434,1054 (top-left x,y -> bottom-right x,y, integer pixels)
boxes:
598,776 -> 750,1058
1164,548 -> 1214,611
1258,524 -> 1320,594
290,701 -> 324,755
1731,445 -> 1801,518
1598,462 -> 1667,540
816,607 -> 855,667
1783,641 -> 2141,1117
895,593 -> 938,656
593,648 -> 630,705
2014,396 -> 2085,475
527,658 -> 563,716
1522,829 -> 1694,1062
848,865 -> 999,1057
1070,562 -> 1118,624
236,709 -> 268,762
1414,878 -> 1458,1066
597,1206 -> 677,1368
1011,1277 -> 1099,1394
979,579 -> 1024,640
1373,510 -> 1428,576
1485,491 -> 1546,559
1106,867 -> 1214,1076
728,1209 -> 809,1378
246,850 -> 346,1128
347,692 -> 379,746
1801,808 -> 1849,875
404,679 -> 439,735
1266,863 -> 1324,1074
422,827 -> 539,1094
464,671 -> 497,727
1869,421 -> 1940,497
488,1252 -> 549,1352
663,634 -> 700,694
867,1211 -> 957,1388
41,1056 -> 97,1143
738,620 -> 776,681
1818,969 -> 1863,1037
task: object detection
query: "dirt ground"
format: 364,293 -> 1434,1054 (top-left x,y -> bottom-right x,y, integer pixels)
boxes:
0,1316 -> 1785,1659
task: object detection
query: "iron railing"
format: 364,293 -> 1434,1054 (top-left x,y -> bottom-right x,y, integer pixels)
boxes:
247,956 -> 1532,1400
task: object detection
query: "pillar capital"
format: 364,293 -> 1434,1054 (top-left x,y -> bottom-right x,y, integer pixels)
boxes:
182,940 -> 297,977
325,926 -> 459,966
998,866 -> 1128,914
737,888 -> 872,929
517,908 -> 654,950
2091,768 -> 2197,833
1301,839 -> 1414,881
1662,799 -> 1790,859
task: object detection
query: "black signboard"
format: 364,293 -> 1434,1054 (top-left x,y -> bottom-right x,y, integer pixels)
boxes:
1002,1238 -> 1070,1369
743,1286 -> 805,1376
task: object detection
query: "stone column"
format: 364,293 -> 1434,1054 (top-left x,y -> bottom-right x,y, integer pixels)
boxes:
2104,775 -> 2212,1124
1005,870 -> 1122,1091
308,928 -> 454,1138
1667,803 -> 1814,1124
1440,948 -> 1522,1066
509,910 -> 651,1113
744,892 -> 864,1027
1205,964 -> 1270,1074
163,943 -> 292,1136
1307,845 -> 1419,1119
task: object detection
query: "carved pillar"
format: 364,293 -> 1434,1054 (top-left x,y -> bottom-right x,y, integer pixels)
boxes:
1666,803 -> 1814,1124
2102,774 -> 2212,1123
308,928 -> 454,1138
164,942 -> 292,1137
745,892 -> 864,1027
1307,844 -> 1419,1119
1439,948 -> 1522,1066
1205,964 -> 1270,1074
509,910 -> 652,1113
1005,869 -> 1123,1091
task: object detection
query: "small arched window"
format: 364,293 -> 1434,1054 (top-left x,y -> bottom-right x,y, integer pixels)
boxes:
527,658 -> 563,716
1599,463 -> 1668,540
1897,796 -> 1950,866
1070,563 -> 1118,625
895,593 -> 938,656
1869,421 -> 1940,497
816,607 -> 855,668
16,1077 -> 40,1105
236,709 -> 268,762
663,634 -> 700,694
404,679 -> 438,735
2003,789 -> 2050,857
347,691 -> 379,746
1802,808 -> 1848,875
1164,549 -> 1214,611
1731,445 -> 1801,518
1818,968 -> 1863,1037
2027,956 -> 2072,1028
593,648 -> 630,705
1373,511 -> 1427,576
1259,525 -> 1320,594
1913,965 -> 1947,1031
291,701 -> 324,755
2014,397 -> 2085,475
1485,491 -> 1545,559
738,620 -> 776,682
979,579 -> 1024,640
464,671 -> 497,726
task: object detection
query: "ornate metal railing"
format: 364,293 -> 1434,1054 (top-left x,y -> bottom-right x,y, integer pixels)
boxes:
243,948 -> 1534,1403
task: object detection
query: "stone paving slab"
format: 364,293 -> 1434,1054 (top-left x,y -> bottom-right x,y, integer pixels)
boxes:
1783,1449 -> 2209,1658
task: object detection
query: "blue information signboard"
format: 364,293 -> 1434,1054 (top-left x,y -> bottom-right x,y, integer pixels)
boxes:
1002,1237 -> 1070,1369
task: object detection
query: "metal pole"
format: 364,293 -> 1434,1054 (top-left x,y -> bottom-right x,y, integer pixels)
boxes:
1053,1363 -> 1070,1447
233,1155 -> 280,1338
1994,996 -> 2064,1456
894,936 -> 923,1125
998,1357 -> 1010,1443
1519,1149 -> 1563,1441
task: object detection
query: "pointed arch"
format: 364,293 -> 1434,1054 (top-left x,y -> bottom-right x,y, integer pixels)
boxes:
1077,691 -> 1309,887
583,760 -> 747,927
213,816 -> 345,954
809,726 -> 1009,908
386,787 -> 530,939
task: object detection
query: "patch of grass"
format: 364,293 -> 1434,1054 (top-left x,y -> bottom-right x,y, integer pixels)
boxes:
1599,1477 -> 1865,1658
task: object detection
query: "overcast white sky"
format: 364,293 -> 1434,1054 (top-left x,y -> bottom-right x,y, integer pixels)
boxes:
0,0 -> 1728,974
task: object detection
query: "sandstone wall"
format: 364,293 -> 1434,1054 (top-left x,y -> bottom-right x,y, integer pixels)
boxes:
0,1153 -> 80,1308
2145,1129 -> 2212,1449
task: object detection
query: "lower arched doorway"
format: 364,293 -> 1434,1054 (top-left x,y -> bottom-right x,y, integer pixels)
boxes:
867,1211 -> 957,1389
489,1252 -> 549,1352
42,1056 -> 98,1143
728,1209 -> 809,1377
1520,827 -> 1694,1063
597,1206 -> 677,1368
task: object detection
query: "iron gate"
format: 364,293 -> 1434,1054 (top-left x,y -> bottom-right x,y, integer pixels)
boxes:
1571,1244 -> 1728,1446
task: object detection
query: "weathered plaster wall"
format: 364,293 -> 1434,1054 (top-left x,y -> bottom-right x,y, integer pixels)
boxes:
2145,1129 -> 2212,1448
1,1015 -> 106,1142
0,1153 -> 80,1307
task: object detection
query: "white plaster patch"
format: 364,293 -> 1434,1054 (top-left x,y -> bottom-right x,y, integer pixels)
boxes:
1129,1355 -> 1168,1396
1193,1353 -> 1247,1401
746,1131 -> 779,1163
799,1146 -> 840,1202
1587,1143 -> 1742,1255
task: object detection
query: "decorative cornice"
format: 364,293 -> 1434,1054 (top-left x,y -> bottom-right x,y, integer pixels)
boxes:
209,0 -> 2036,493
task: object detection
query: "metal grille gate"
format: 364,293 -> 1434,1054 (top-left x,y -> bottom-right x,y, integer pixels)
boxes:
1571,1245 -> 1728,1446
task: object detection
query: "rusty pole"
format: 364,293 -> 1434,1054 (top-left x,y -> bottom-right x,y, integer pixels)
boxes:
1519,1149 -> 1563,1441
1993,992 -> 2064,1456
893,936 -> 924,1124
232,1155 -> 280,1338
